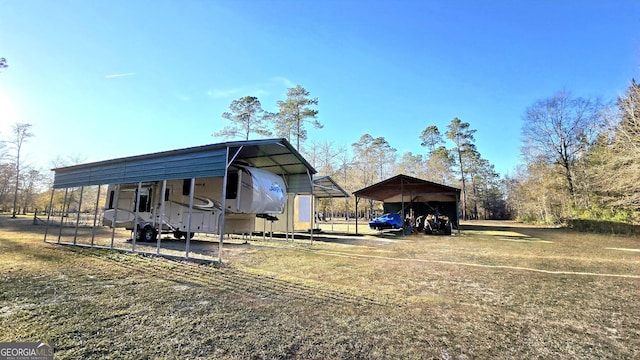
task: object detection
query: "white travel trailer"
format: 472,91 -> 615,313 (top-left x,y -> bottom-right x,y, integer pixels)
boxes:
103,165 -> 286,241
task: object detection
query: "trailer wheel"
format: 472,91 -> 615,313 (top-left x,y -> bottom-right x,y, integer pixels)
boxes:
139,226 -> 157,242
444,222 -> 452,236
174,230 -> 185,239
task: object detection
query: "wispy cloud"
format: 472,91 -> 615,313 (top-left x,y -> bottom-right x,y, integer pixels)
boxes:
252,88 -> 269,97
207,88 -> 242,99
174,92 -> 191,101
272,76 -> 294,88
207,77 -> 296,101
104,72 -> 136,78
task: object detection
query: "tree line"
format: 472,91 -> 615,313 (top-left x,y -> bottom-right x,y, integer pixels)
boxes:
212,85 -> 321,152
214,81 -> 640,226
0,123 -> 104,217
213,85 -> 507,220
506,81 -> 640,226
0,123 -> 42,216
2,69 -> 638,227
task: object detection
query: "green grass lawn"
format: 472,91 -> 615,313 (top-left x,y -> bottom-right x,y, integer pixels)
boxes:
1,214 -> 639,359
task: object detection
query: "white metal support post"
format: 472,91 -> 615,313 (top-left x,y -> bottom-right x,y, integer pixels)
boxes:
57,188 -> 68,244
280,175 -> 289,242
346,196 -> 350,233
110,184 -> 120,249
218,145 -> 243,262
401,180 -> 405,237
73,186 -> 84,245
185,178 -> 195,259
132,182 -> 142,252
218,167 -> 229,261
151,183 -> 158,242
218,176 -> 229,260
43,189 -> 55,242
330,197 -> 334,232
90,185 -> 101,247
456,192 -> 461,235
308,169 -> 314,244
285,194 -> 290,241
355,197 -> 359,235
157,180 -> 166,255
290,194 -> 295,242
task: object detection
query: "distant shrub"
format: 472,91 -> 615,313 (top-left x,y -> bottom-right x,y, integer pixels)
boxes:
517,214 -> 562,225
565,219 -> 639,236
575,208 -> 633,222
517,206 -> 639,234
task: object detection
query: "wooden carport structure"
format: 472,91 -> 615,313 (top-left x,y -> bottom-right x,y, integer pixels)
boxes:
352,174 -> 461,235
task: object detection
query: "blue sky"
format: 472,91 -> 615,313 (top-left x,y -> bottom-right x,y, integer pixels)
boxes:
1,0 -> 639,177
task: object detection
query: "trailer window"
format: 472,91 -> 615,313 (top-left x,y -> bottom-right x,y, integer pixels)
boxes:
182,179 -> 191,196
226,172 -> 238,199
108,191 -> 115,209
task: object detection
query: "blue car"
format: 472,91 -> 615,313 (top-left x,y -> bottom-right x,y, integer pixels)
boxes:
369,213 -> 403,230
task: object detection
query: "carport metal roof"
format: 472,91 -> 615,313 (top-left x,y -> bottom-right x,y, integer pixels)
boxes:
52,138 -> 317,193
313,175 -> 350,199
353,174 -> 460,203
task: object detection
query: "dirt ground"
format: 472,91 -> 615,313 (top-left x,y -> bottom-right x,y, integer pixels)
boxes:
1,214 -> 639,359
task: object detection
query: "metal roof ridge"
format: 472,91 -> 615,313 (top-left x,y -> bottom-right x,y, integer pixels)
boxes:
52,138 -> 307,172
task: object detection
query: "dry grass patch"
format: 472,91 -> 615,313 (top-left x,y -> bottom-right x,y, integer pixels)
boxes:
1,215 -> 639,359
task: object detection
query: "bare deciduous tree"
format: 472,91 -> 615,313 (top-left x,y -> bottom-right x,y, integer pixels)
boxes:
20,167 -> 44,214
397,151 -> 425,178
426,146 -> 455,185
521,91 -> 602,199
9,123 -> 33,218
303,140 -> 344,177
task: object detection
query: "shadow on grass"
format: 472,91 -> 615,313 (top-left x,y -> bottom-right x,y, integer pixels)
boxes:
0,215 -> 47,235
458,222 -> 546,233
460,219 -> 640,239
0,237 -> 71,264
132,237 -> 249,250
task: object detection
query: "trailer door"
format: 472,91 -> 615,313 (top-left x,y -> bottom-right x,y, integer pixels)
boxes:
135,187 -> 152,213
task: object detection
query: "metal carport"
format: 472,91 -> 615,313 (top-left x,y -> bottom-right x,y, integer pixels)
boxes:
352,174 -> 461,235
312,175 -> 350,232
45,138 -> 316,262
256,175 -> 350,236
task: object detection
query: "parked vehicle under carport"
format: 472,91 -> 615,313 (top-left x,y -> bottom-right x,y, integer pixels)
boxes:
368,213 -> 403,231
420,213 -> 453,235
